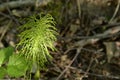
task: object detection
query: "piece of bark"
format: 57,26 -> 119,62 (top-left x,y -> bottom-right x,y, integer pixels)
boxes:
103,42 -> 116,63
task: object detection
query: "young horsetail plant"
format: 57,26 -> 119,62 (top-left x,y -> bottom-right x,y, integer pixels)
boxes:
16,14 -> 58,69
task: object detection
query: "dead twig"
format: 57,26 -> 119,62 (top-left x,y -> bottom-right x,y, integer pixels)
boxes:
0,12 -> 11,19
0,20 -> 12,42
82,57 -> 94,78
109,0 -> 120,23
6,0 -> 20,25
56,46 -> 83,80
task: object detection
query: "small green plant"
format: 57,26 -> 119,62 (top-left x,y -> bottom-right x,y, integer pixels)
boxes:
0,46 -> 27,78
17,13 -> 57,68
0,13 -> 57,79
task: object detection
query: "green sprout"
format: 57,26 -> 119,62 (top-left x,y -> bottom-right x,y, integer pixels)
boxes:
16,14 -> 58,69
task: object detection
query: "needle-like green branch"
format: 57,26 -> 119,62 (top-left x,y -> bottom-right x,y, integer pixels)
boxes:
16,14 -> 57,68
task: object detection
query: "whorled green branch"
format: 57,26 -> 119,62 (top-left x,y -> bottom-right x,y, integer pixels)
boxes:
16,14 -> 58,68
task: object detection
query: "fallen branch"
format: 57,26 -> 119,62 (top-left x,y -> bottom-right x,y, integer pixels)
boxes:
74,26 -> 120,47
0,0 -> 51,12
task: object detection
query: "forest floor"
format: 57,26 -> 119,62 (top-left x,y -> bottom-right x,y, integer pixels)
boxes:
0,0 -> 120,80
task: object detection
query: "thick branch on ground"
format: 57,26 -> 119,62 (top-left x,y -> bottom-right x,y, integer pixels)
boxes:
0,0 -> 51,11
75,26 -> 120,47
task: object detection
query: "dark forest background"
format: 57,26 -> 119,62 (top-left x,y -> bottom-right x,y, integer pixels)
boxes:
0,0 -> 120,80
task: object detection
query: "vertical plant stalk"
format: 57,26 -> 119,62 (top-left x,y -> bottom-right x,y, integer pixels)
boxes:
16,14 -> 57,68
